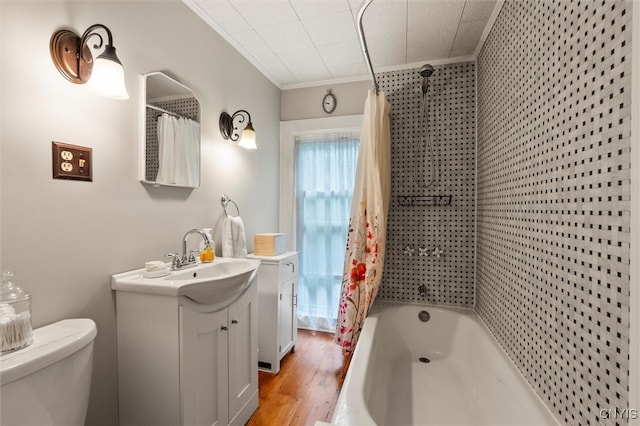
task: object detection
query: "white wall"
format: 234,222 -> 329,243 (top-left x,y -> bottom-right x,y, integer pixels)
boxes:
281,80 -> 370,120
0,1 -> 280,424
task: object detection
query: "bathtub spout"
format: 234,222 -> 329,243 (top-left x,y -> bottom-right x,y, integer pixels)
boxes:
418,284 -> 427,298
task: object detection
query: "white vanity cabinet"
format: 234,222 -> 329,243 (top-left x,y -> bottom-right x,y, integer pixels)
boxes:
113,275 -> 259,426
247,252 -> 298,374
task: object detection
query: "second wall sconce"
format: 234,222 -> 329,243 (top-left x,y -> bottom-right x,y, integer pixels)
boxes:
219,110 -> 257,150
50,23 -> 129,100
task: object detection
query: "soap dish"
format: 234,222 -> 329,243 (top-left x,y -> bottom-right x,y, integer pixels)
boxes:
143,269 -> 170,279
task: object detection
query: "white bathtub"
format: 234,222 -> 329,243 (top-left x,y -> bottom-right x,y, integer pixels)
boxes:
331,301 -> 559,426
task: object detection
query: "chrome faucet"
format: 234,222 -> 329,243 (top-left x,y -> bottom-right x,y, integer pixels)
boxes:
167,229 -> 212,270
183,229 -> 211,260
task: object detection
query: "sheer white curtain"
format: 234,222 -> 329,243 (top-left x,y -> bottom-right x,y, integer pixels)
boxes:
295,132 -> 359,331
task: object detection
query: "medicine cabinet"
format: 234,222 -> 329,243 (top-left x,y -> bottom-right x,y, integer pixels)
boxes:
139,72 -> 201,188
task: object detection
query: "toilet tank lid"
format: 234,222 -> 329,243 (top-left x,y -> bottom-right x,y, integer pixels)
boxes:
0,318 -> 97,385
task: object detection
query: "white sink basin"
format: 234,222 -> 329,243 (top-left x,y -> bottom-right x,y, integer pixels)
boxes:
111,258 -> 261,304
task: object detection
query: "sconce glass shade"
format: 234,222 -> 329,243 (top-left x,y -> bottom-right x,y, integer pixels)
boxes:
49,24 -> 129,100
219,110 -> 257,149
85,47 -> 129,99
238,123 -> 257,150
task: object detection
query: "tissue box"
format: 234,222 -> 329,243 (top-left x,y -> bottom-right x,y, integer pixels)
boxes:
254,233 -> 286,256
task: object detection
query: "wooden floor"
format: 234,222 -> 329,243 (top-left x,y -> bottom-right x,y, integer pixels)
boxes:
246,329 -> 346,426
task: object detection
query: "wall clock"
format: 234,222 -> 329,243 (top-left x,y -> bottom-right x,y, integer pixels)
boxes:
322,89 -> 337,114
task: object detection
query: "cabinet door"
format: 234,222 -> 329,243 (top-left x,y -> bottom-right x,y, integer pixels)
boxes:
256,262 -> 279,372
278,278 -> 295,357
227,285 -> 258,424
180,307 -> 229,426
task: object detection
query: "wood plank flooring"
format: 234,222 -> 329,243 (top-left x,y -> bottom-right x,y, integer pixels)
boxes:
246,329 -> 346,426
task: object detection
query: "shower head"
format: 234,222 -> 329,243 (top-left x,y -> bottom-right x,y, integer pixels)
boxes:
419,64 -> 434,95
419,64 -> 434,78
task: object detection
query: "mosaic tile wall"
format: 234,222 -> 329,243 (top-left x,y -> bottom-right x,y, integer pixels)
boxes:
476,1 -> 632,424
377,62 -> 476,307
144,97 -> 200,181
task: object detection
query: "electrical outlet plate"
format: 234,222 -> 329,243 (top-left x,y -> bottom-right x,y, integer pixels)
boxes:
52,141 -> 92,181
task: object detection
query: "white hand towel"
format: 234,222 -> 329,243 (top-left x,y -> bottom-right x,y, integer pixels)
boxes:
222,216 -> 248,258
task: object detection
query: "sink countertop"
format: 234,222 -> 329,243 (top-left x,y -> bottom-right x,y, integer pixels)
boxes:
111,257 -> 261,303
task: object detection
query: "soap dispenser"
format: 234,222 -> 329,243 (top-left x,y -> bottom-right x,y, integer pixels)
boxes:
200,244 -> 215,262
0,271 -> 33,353
199,227 -> 215,263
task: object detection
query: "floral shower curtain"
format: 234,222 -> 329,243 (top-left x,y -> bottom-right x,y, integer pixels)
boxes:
335,89 -> 391,353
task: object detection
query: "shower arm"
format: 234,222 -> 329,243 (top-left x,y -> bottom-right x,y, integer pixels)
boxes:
357,0 -> 379,94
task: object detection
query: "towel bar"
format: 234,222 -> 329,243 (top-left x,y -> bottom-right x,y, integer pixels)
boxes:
221,194 -> 240,217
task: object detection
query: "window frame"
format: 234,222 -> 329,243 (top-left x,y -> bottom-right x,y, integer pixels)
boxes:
279,115 -> 364,251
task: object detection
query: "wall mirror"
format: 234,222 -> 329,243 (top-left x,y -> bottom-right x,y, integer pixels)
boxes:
139,72 -> 201,188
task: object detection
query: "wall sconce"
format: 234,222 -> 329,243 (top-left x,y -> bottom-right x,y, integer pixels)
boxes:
219,110 -> 257,150
50,24 -> 129,100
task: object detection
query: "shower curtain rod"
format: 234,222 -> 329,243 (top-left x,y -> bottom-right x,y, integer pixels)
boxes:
357,0 -> 379,94
146,104 -> 196,121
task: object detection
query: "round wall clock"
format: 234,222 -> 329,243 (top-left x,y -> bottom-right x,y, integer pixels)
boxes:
322,90 -> 337,114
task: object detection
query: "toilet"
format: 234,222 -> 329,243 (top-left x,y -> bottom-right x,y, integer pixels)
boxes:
0,318 -> 97,426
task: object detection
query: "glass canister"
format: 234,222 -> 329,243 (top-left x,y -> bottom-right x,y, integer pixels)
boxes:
0,271 -> 33,353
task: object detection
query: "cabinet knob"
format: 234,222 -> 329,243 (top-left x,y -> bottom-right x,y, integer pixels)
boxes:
221,326 -> 228,331
231,319 -> 239,324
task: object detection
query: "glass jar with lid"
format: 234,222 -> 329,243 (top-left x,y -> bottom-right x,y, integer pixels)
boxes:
0,271 -> 33,352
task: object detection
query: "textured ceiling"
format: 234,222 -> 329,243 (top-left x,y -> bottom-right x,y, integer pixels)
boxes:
184,0 -> 498,89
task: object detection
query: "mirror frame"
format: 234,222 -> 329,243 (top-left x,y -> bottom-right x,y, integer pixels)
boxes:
138,71 -> 201,188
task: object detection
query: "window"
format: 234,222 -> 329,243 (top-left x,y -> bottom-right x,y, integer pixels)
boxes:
295,133 -> 359,330
279,115 -> 363,332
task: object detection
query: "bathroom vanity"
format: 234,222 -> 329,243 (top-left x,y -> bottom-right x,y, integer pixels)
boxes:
111,258 -> 260,426
247,252 -> 298,374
